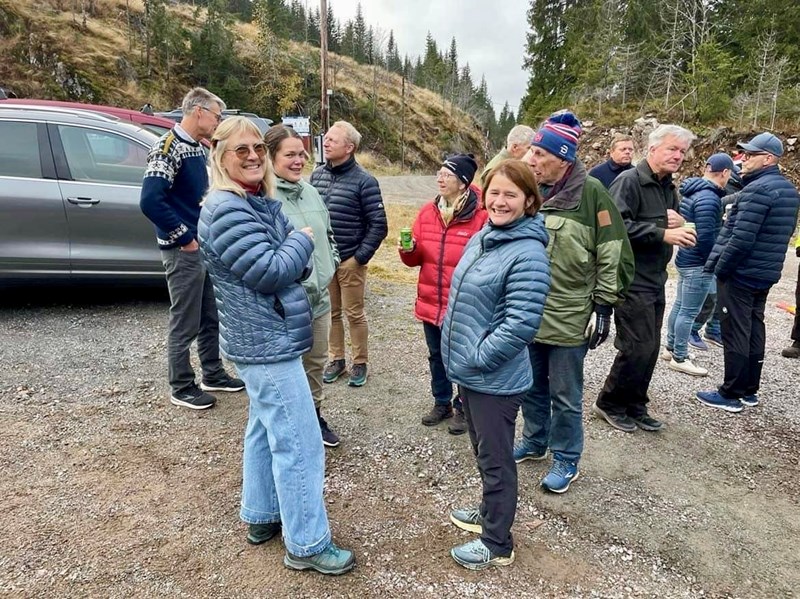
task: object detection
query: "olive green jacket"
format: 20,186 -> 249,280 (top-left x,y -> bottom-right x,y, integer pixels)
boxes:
480,148 -> 511,185
536,160 -> 634,346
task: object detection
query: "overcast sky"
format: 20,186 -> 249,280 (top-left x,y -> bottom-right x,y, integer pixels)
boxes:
326,0 -> 530,116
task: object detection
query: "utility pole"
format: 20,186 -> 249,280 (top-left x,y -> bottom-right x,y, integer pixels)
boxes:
320,0 -> 329,133
401,74 -> 406,172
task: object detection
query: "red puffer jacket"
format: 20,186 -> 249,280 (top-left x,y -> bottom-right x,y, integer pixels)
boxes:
399,189 -> 488,326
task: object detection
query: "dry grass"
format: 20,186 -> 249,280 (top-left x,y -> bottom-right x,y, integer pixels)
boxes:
369,203 -> 421,285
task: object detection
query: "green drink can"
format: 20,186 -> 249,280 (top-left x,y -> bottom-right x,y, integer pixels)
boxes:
400,227 -> 413,250
682,222 -> 696,231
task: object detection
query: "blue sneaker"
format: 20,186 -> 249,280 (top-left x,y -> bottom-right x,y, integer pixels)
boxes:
688,332 -> 709,351
512,440 -> 549,464
540,459 -> 580,494
741,394 -> 759,407
703,331 -> 724,348
696,390 -> 743,413
450,538 -> 514,570
284,542 -> 355,575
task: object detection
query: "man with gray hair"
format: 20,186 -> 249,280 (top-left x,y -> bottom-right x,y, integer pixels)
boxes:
480,124 -> 535,183
140,87 -> 243,410
594,124 -> 697,433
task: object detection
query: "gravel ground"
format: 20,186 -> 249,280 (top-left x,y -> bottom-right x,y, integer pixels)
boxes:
2,184 -> 799,598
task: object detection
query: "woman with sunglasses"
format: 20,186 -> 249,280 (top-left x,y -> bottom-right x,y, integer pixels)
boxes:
198,117 -> 355,575
399,154 -> 487,435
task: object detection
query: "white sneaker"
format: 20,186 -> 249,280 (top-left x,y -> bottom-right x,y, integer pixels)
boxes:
668,358 -> 708,377
661,348 -> 696,361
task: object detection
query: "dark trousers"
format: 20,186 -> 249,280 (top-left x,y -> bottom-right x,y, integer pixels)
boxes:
422,321 -> 460,409
597,288 -> 665,418
792,262 -> 800,342
162,248 -> 225,394
717,280 -> 768,399
459,386 -> 523,557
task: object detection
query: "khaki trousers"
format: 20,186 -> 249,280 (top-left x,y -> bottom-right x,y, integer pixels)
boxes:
328,257 -> 369,364
303,311 -> 331,409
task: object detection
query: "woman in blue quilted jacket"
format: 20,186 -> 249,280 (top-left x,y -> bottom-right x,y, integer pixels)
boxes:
198,117 -> 354,576
442,160 -> 551,570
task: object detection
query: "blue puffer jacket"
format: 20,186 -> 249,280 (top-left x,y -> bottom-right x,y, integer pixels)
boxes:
442,214 -> 551,395
198,190 -> 314,364
675,177 -> 725,268
705,165 -> 800,289
310,156 -> 388,264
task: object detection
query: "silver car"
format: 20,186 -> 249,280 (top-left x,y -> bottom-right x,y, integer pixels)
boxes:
0,105 -> 167,284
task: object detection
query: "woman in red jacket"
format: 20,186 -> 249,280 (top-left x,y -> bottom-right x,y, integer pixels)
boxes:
400,154 -> 488,435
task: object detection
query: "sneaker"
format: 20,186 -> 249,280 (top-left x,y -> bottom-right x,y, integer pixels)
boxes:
284,542 -> 355,576
348,363 -> 368,387
741,394 -> 759,407
170,385 -> 216,410
696,390 -> 743,413
450,538 -> 514,571
781,344 -> 800,359
703,331 -> 724,348
688,332 -> 709,351
200,374 -> 245,393
322,359 -> 347,383
421,404 -> 453,426
668,357 -> 708,377
246,522 -> 281,545
447,410 -> 468,435
629,413 -> 664,431
661,347 -> 697,361
541,459 -> 579,494
591,403 -> 636,433
512,440 -> 549,464
450,506 -> 483,533
317,411 -> 340,447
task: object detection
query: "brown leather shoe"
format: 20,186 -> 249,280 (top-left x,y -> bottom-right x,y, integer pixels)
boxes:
421,404 -> 453,426
448,410 -> 468,435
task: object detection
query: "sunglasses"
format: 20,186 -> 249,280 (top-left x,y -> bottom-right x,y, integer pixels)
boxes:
225,143 -> 268,159
743,151 -> 768,159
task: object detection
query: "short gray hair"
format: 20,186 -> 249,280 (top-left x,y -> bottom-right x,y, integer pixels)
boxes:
181,87 -> 226,114
507,125 -> 535,148
331,120 -> 362,150
648,125 -> 695,150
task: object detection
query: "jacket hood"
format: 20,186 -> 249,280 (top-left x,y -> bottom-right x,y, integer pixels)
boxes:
542,159 -> 588,211
680,177 -> 726,198
483,213 -> 548,250
276,177 -> 304,202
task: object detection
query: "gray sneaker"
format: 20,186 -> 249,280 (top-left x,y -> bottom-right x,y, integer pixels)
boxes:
323,359 -> 347,383
592,403 -> 636,433
284,542 -> 355,575
451,538 -> 514,570
449,506 -> 483,533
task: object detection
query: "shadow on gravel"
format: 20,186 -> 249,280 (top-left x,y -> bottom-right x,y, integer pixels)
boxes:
0,283 -> 169,308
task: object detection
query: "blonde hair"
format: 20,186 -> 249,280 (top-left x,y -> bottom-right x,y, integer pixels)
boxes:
330,120 -> 362,150
208,116 -> 274,197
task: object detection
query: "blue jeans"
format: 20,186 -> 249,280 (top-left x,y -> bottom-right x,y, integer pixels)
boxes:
667,266 -> 714,360
520,342 -> 588,464
423,321 -> 461,410
236,359 -> 331,557
692,278 -> 721,337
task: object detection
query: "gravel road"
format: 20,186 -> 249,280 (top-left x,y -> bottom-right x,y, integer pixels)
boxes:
1,179 -> 799,598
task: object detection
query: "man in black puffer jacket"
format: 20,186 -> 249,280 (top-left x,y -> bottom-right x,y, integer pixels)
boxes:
698,133 -> 800,412
311,121 -> 388,388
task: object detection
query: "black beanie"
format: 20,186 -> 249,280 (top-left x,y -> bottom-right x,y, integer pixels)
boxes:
442,153 -> 478,186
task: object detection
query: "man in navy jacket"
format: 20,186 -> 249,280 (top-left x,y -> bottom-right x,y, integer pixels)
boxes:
698,133 -> 800,412
588,134 -> 635,190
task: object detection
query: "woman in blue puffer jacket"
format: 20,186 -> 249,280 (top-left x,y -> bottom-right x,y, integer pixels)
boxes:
442,159 -> 551,571
198,117 -> 354,576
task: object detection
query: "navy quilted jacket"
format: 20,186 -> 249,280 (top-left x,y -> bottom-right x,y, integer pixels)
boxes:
310,156 -> 388,264
705,165 -> 799,289
675,177 -> 725,268
198,190 -> 314,364
441,214 -> 551,395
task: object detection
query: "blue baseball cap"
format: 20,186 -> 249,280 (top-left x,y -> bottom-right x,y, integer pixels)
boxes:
736,132 -> 784,157
705,153 -> 735,172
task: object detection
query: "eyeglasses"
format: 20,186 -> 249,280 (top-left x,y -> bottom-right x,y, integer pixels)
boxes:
743,151 -> 768,159
199,105 -> 222,123
226,143 -> 267,159
436,170 -> 456,180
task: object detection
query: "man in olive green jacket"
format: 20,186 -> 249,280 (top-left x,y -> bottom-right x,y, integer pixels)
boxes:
513,111 -> 634,494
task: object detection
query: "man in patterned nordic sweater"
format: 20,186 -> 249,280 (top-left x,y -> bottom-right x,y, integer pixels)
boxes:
140,87 -> 243,410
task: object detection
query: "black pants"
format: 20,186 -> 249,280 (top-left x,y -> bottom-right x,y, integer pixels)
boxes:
459,386 -> 523,557
791,262 -> 800,342
717,280 -> 768,399
422,321 -> 461,410
596,288 -> 665,418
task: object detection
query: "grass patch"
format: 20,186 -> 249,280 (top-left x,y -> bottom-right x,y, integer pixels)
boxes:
369,202 -> 421,285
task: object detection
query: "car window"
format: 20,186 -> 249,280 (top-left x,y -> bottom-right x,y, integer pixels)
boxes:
0,121 -> 43,178
58,125 -> 149,185
141,124 -> 171,137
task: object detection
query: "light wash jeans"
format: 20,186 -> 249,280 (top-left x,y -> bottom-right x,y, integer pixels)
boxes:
667,266 -> 714,360
236,359 -> 331,557
520,342 -> 588,464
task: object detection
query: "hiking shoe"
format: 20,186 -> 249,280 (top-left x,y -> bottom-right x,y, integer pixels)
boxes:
200,374 -> 245,393
696,390 -> 743,413
284,542 -> 355,576
668,358 -> 708,377
348,363 -> 368,387
246,522 -> 281,545
629,413 -> 664,431
703,331 -> 724,348
541,459 -> 579,494
170,385 -> 216,410
513,440 -> 549,464
318,412 -> 340,447
781,344 -> 800,359
741,394 -> 759,407
421,404 -> 453,426
591,403 -> 636,433
447,409 -> 468,435
688,332 -> 709,351
451,538 -> 514,571
450,506 -> 483,533
322,359 -> 347,383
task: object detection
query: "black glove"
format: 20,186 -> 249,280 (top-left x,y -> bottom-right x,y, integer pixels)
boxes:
585,304 -> 613,350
